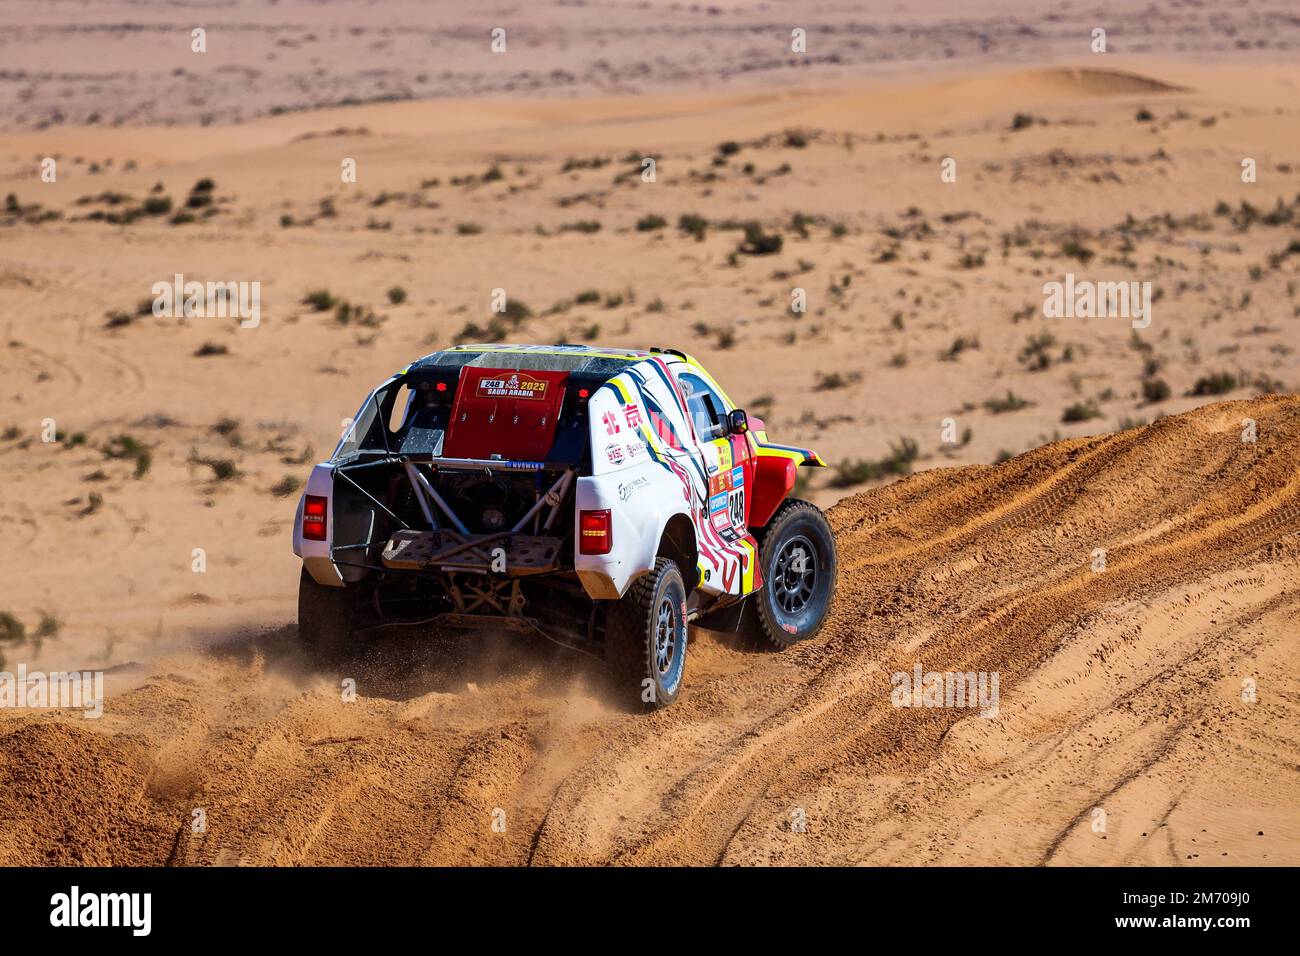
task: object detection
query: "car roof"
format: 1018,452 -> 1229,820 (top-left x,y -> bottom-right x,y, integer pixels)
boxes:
404,343 -> 696,379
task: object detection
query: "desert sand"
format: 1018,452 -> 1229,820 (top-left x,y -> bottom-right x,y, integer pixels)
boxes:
0,2 -> 1298,866
1,397 -> 1297,865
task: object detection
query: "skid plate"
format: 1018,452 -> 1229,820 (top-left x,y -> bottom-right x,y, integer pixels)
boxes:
381,530 -> 561,575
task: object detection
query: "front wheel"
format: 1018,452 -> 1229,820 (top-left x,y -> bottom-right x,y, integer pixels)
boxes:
750,499 -> 837,649
605,558 -> 689,710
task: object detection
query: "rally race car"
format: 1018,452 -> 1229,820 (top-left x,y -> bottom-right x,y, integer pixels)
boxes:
292,344 -> 837,708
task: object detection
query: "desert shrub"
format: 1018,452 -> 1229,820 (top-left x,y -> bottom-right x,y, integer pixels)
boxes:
1018,332 -> 1056,371
738,222 -> 782,256
0,611 -> 25,645
334,301 -> 383,327
830,438 -> 919,488
102,434 -> 151,478
814,370 -> 862,391
35,610 -> 60,641
1189,371 -> 1238,396
941,336 -> 980,361
1061,239 -> 1094,264
983,391 -> 1032,414
678,213 -> 708,241
1141,378 -> 1171,403
454,316 -> 510,344
211,417 -> 240,437
1061,402 -> 1102,423
271,476 -> 301,497
500,299 -> 532,326
302,289 -> 337,312
192,455 -> 238,481
142,195 -> 173,216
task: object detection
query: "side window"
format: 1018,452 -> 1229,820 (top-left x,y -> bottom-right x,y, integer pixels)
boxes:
678,373 -> 727,442
387,384 -> 414,433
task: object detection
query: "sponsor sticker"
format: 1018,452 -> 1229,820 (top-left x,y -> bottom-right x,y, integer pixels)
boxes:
618,477 -> 649,501
476,372 -> 549,400
605,443 -> 625,465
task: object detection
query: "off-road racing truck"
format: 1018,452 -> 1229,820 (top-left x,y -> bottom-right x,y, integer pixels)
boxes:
292,344 -> 837,708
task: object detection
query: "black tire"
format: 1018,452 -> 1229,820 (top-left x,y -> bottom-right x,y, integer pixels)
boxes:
297,567 -> 368,660
750,498 -> 836,650
605,558 -> 689,710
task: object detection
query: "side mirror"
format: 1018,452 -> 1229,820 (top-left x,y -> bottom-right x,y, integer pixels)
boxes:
727,408 -> 749,435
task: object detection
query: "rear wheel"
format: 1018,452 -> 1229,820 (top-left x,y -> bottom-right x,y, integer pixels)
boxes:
751,499 -> 836,650
297,568 -> 369,660
605,558 -> 688,710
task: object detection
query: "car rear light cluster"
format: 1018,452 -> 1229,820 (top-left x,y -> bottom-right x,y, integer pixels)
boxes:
579,509 -> 612,554
302,495 -> 328,541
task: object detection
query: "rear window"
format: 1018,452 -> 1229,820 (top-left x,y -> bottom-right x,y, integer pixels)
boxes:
333,377 -> 448,462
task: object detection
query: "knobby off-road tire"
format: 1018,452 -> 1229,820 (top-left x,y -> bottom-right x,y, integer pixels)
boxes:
605,558 -> 689,710
297,568 -> 369,661
750,498 -> 837,650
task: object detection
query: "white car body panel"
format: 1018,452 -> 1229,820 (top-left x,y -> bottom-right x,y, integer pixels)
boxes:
576,356 -> 758,599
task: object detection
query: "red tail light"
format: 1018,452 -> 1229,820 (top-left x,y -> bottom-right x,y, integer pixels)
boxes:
579,509 -> 612,554
302,495 -> 328,541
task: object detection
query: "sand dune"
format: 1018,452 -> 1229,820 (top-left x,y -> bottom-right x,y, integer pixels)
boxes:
1,397 -> 1296,866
